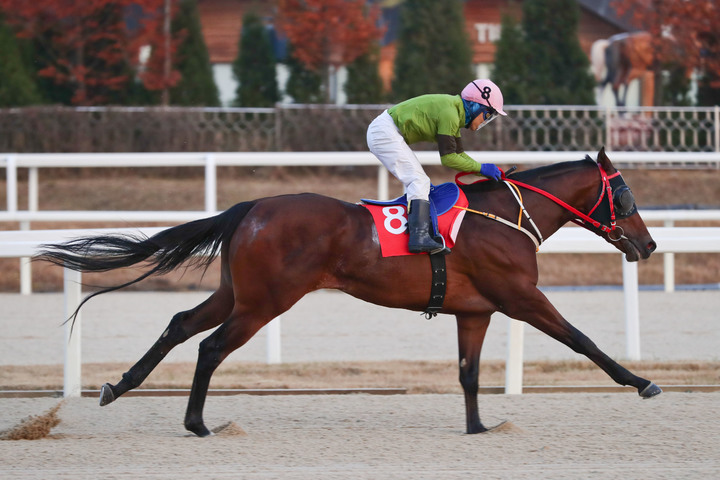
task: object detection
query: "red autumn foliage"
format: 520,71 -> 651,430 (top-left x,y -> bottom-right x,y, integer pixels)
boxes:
0,0 -> 182,104
275,0 -> 383,72
134,0 -> 184,95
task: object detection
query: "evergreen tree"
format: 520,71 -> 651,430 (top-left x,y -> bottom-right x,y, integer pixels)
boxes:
169,0 -> 220,106
697,73 -> 720,106
491,15 -> 528,105
659,63 -> 692,106
344,44 -> 384,104
391,0 -> 473,101
233,11 -> 279,107
285,48 -> 323,103
0,15 -> 42,106
32,33 -> 74,105
1,2 -> 139,106
520,0 -> 594,104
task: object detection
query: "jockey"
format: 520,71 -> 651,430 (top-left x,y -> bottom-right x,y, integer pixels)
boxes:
366,79 -> 507,254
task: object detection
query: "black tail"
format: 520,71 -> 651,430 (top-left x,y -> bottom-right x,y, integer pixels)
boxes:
35,201 -> 255,323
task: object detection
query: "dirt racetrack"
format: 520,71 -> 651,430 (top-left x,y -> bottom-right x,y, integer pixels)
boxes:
1,392 -> 719,479
2,285 -> 719,478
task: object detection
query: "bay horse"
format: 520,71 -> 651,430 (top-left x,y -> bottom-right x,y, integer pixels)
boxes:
36,147 -> 661,437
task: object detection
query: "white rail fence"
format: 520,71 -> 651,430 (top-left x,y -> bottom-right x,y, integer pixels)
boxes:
1,225 -> 718,397
2,151 -> 719,295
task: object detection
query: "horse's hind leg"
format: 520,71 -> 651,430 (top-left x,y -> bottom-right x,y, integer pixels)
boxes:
183,310 -> 271,437
456,314 -> 491,434
99,285 -> 234,406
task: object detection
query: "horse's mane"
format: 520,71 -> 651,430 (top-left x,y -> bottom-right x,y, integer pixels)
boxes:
510,156 -> 596,181
461,156 -> 596,192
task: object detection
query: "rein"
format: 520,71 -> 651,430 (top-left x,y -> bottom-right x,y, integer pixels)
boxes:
455,164 -> 625,249
453,181 -> 543,251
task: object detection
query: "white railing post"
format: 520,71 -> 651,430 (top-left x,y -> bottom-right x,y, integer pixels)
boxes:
204,153 -> 217,213
377,165 -> 389,200
19,257 -> 32,295
28,166 -> 39,211
19,167 -> 39,295
266,316 -> 282,364
663,219 -> 675,292
622,259 -> 641,360
605,106 -> 613,150
5,155 -> 32,295
63,267 -> 83,397
505,319 -> 524,394
5,154 -> 17,213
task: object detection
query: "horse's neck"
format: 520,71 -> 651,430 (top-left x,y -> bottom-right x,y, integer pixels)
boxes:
522,162 -> 600,236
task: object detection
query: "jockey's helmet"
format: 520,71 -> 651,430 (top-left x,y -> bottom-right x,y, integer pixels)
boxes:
461,79 -> 507,117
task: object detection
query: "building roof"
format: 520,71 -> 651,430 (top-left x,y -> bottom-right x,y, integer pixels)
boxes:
575,0 -> 638,32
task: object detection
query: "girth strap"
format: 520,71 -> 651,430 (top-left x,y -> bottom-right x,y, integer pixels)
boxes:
424,253 -> 447,319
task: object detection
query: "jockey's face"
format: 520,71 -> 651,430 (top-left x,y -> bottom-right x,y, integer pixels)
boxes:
470,113 -> 486,131
470,109 -> 498,132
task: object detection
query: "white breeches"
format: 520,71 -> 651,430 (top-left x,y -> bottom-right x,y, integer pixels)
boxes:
366,110 -> 431,201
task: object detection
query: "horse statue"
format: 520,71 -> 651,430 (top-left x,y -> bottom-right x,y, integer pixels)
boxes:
591,32 -> 655,106
36,147 -> 661,437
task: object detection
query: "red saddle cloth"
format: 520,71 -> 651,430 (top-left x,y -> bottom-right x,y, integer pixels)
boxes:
361,189 -> 469,257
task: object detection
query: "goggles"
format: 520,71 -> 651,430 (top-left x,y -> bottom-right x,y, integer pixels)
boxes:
463,100 -> 499,130
472,105 -> 499,131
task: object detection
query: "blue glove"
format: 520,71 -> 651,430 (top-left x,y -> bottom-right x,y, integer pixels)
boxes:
479,163 -> 502,181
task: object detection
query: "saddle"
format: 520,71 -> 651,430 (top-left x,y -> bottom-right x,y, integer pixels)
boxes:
360,182 -> 468,258
361,182 -> 462,239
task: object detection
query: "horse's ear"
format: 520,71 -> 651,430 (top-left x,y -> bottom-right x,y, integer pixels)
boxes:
597,146 -> 616,172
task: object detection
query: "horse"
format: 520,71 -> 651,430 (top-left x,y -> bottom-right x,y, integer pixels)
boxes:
591,32 -> 654,107
36,147 -> 661,437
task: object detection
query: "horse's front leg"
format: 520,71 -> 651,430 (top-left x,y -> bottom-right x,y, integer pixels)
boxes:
456,314 -> 491,434
507,288 -> 661,398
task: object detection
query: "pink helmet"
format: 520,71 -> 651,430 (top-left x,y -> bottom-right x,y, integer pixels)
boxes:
461,79 -> 507,116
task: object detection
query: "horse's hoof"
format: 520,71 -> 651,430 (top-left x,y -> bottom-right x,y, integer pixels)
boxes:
99,383 -> 116,406
185,420 -> 213,438
190,427 -> 213,438
466,425 -> 488,434
639,382 -> 662,399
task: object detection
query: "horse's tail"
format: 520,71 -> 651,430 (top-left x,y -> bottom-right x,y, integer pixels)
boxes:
35,201 -> 255,322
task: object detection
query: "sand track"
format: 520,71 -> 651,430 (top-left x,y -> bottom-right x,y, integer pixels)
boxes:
1,393 -> 718,479
2,288 -> 719,478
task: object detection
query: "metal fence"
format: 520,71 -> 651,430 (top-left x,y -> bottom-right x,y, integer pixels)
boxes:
1,105 -> 719,158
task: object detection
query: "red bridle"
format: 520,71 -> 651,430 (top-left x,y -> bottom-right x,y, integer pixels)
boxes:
456,164 -> 624,238
507,165 -> 622,234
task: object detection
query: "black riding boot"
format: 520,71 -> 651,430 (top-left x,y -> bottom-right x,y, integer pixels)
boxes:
408,199 -> 445,254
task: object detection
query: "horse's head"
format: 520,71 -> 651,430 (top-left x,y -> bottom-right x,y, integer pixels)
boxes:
593,147 -> 657,261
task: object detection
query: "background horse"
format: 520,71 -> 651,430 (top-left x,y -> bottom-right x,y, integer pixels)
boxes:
591,32 -> 654,107
36,147 -> 661,437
